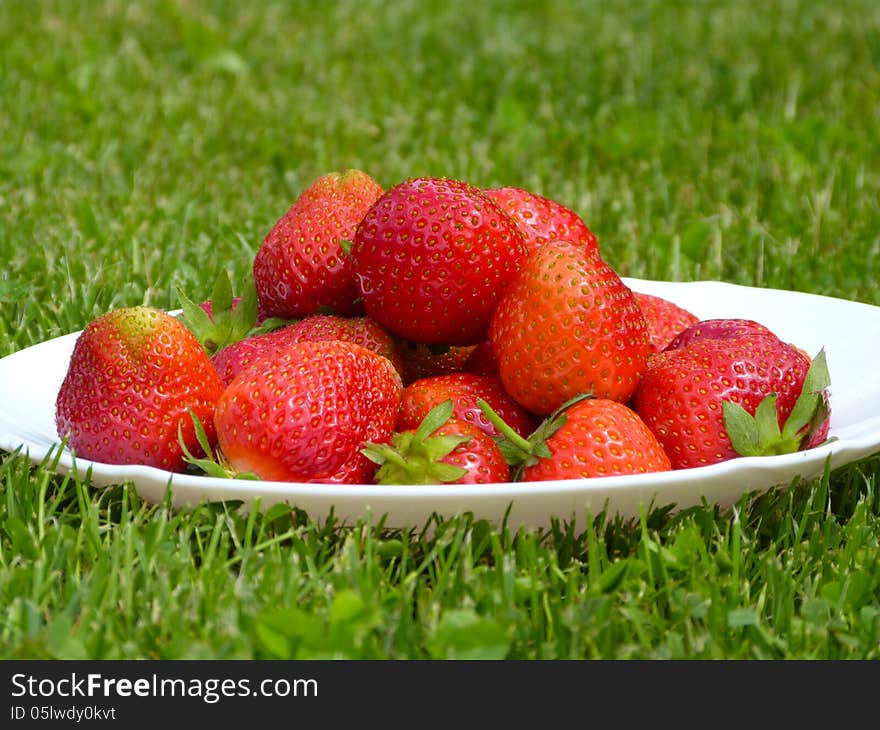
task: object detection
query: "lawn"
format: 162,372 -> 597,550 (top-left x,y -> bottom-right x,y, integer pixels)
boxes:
1,0 -> 879,659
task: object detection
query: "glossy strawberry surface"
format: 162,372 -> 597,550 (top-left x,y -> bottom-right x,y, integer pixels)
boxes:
55,306 -> 224,471
521,398 -> 671,481
212,314 -> 402,385
253,169 -> 383,319
211,326 -> 296,386
214,340 -> 402,482
489,239 -> 652,415
632,291 -> 700,353
282,314 -> 403,375
350,176 -> 529,345
397,372 -> 538,439
663,318 -> 775,352
634,333 -> 812,469
483,185 -> 600,259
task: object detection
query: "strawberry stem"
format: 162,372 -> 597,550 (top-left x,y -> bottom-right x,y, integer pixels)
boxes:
477,392 -> 593,480
476,398 -> 532,453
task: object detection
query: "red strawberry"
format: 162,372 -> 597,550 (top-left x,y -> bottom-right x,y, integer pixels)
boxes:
397,372 -> 538,439
488,239 -> 652,416
633,333 -> 831,469
211,326 -> 294,386
397,340 -> 476,386
282,314 -> 403,375
483,186 -> 600,259
526,400 -> 670,481
663,318 -> 775,352
214,340 -> 402,483
479,394 -> 670,481
211,314 -> 402,385
350,176 -> 529,345
362,401 -> 510,485
55,306 -> 224,471
632,291 -> 700,353
253,169 -> 384,319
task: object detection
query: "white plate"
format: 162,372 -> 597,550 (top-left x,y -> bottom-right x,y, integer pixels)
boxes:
2,279 -> 880,529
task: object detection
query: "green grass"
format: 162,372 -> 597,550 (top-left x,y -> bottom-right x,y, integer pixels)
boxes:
1,0 -> 879,659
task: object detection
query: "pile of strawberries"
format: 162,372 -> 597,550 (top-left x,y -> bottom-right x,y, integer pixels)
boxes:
54,171 -> 831,487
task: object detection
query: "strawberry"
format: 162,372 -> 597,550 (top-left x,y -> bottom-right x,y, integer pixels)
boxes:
286,314 -> 403,375
663,318 -> 776,353
397,340 -> 476,385
521,398 -> 671,481
479,394 -> 671,481
397,372 -> 538,440
349,176 -> 529,346
632,291 -> 700,353
211,314 -> 402,386
253,169 -> 384,319
488,238 -> 652,416
483,185 -> 600,259
210,326 -> 294,386
214,340 -> 402,483
633,333 -> 831,470
55,306 -> 224,471
362,401 -> 510,485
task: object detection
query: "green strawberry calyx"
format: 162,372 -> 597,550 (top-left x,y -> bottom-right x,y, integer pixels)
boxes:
178,409 -> 260,480
723,348 -> 832,457
178,270 -> 296,356
177,270 -> 258,355
361,400 -> 470,485
478,392 -> 592,481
